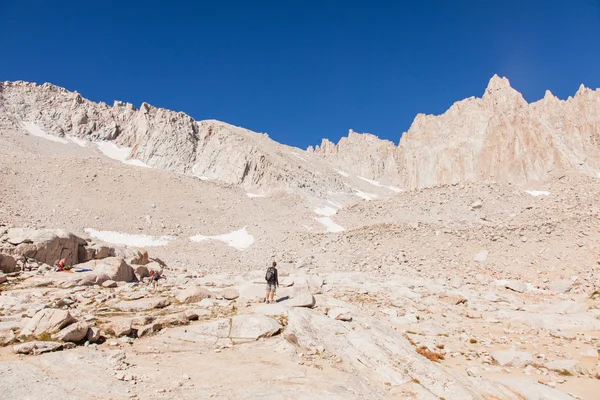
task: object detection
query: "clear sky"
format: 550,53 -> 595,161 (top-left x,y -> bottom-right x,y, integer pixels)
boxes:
1,1 -> 599,149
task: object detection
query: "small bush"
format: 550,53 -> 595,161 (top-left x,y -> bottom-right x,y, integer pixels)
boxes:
469,338 -> 478,344
416,346 -> 445,362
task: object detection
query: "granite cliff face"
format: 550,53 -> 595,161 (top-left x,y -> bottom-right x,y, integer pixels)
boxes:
310,75 -> 600,189
2,75 -> 600,195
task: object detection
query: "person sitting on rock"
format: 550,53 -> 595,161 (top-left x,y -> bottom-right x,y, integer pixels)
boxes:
264,261 -> 279,304
53,258 -> 66,272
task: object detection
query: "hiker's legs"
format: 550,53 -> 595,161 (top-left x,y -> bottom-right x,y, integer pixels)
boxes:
264,291 -> 270,302
269,289 -> 276,302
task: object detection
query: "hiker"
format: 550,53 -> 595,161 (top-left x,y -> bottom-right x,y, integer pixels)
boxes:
53,258 -> 66,272
149,271 -> 163,290
264,261 -> 279,303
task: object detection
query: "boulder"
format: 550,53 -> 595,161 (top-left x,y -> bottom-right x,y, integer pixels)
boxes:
102,280 -> 117,288
220,288 -> 239,300
504,280 -> 528,293
544,359 -> 587,376
137,323 -> 163,337
0,228 -> 86,266
229,315 -> 281,343
52,321 -> 89,342
145,261 -> 163,275
21,309 -> 77,337
176,285 -> 212,303
0,329 -> 16,346
116,297 -> 170,312
75,257 -> 134,282
0,253 -> 17,273
548,280 -> 573,293
131,265 -> 149,281
327,308 -> 352,321
87,327 -> 101,343
13,341 -> 63,355
289,292 -> 315,308
105,319 -> 133,337
114,247 -> 148,265
64,272 -> 110,287
491,349 -> 533,367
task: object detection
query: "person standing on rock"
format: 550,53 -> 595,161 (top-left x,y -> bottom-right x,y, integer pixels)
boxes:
264,261 -> 279,303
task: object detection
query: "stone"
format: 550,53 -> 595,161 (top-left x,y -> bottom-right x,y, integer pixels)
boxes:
105,319 -> 133,337
0,228 -> 86,266
131,264 -> 149,281
220,288 -> 239,300
327,308 -> 352,321
544,359 -> 587,376
0,329 -> 17,346
101,280 -> 117,288
504,280 -> 528,293
0,253 -> 17,273
473,250 -> 488,263
0,273 -> 7,284
115,297 -> 170,312
113,247 -> 148,265
13,341 -> 63,355
491,349 -> 533,367
470,200 -> 483,209
20,309 -> 77,337
548,280 -> 573,293
137,322 -> 163,337
52,321 -> 89,342
65,272 -> 111,286
75,257 -> 134,282
87,327 -> 101,343
289,292 -> 315,308
176,285 -> 212,303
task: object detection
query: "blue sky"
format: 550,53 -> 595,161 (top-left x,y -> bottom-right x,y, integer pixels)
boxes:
1,1 -> 599,149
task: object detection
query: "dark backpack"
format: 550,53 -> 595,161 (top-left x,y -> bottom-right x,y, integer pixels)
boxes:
265,267 -> 276,283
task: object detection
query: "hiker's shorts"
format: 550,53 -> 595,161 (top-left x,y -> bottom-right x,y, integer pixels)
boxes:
266,283 -> 277,293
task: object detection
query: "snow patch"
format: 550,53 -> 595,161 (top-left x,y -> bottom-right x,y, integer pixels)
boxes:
96,142 -> 151,168
314,205 -> 337,216
68,136 -> 88,147
524,190 -> 549,197
189,228 -> 254,250
291,152 -> 308,162
315,217 -> 345,233
22,121 -> 69,143
84,228 -> 173,247
357,176 -> 403,193
335,169 -> 350,177
246,193 -> 266,198
353,189 -> 378,201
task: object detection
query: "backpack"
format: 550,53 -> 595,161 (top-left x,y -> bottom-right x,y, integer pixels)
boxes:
265,267 -> 276,283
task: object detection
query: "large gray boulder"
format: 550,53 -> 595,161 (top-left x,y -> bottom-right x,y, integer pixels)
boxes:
176,285 -> 212,303
0,253 -> 17,273
52,322 -> 90,342
0,228 -> 86,266
20,309 -> 77,337
75,257 -> 134,282
13,341 -> 63,355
